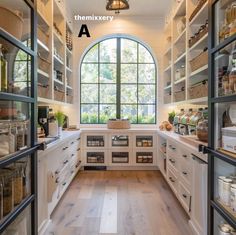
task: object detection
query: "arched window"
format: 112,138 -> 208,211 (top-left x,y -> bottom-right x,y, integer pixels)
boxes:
80,37 -> 157,124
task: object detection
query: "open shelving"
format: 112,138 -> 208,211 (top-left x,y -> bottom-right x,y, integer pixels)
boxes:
162,0 -> 209,105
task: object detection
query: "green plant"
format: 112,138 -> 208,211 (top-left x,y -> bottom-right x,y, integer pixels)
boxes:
168,111 -> 176,124
54,111 -> 65,127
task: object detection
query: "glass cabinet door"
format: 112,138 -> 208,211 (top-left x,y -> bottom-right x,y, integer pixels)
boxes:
214,0 -> 236,47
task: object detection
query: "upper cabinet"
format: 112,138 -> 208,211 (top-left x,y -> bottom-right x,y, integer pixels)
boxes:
163,0 -> 209,105
36,0 -> 74,105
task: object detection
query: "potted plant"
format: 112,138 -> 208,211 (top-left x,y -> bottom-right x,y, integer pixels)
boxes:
54,111 -> 65,137
168,111 -> 176,124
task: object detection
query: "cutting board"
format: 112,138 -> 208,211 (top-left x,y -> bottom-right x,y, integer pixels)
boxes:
179,135 -> 208,148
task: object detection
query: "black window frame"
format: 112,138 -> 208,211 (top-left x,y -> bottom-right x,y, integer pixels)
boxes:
80,37 -> 157,125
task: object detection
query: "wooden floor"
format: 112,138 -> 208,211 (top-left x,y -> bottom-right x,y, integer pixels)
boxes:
44,171 -> 193,235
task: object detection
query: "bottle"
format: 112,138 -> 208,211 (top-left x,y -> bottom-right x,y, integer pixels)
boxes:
0,44 -> 7,92
16,124 -> 25,151
8,125 -> 16,154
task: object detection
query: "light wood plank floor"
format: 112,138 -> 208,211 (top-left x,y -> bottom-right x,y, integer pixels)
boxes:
44,171 -> 193,235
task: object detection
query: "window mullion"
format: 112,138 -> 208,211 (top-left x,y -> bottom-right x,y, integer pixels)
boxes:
117,38 -> 121,119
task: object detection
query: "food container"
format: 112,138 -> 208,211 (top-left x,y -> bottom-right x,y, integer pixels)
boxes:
107,119 -> 130,129
219,224 -> 232,235
218,176 -> 227,201
231,184 -> 236,211
0,169 -> 14,216
179,124 -> 188,135
222,178 -> 233,206
222,127 -> 236,154
196,120 -> 208,142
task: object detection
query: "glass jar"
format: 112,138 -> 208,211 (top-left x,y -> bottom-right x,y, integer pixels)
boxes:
230,184 -> 236,211
0,179 -> 3,221
0,169 -> 14,217
196,119 -> 208,142
222,178 -> 233,206
218,176 -> 227,201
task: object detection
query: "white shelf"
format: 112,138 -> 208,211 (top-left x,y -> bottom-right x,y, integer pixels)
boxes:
174,52 -> 186,64
66,85 -> 73,90
164,64 -> 172,72
187,96 -> 208,104
189,2 -> 208,26
164,84 -> 172,90
174,28 -> 186,45
173,0 -> 186,18
190,64 -> 208,77
38,69 -> 50,79
54,31 -> 64,46
189,33 -> 208,52
38,97 -> 73,106
37,11 -> 50,29
174,77 -> 186,85
66,47 -> 73,55
37,39 -> 50,53
66,67 -> 73,73
54,78 -> 64,85
54,55 -> 64,66
53,0 -> 64,18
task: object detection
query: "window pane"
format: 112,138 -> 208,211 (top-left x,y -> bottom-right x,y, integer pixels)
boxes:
100,64 -> 116,83
81,105 -> 98,123
121,39 -> 137,63
100,84 -> 116,103
81,84 -> 98,103
138,105 -> 156,124
139,44 -> 154,63
81,64 -> 98,83
83,44 -> 98,62
139,64 -> 155,83
121,85 -> 137,103
99,105 -> 116,123
100,39 -> 117,63
121,64 -> 137,83
121,105 -> 138,123
138,85 -> 155,103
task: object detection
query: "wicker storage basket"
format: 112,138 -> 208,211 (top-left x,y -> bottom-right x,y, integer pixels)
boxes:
38,56 -> 51,73
66,95 -> 73,104
189,81 -> 208,99
38,84 -> 50,99
107,119 -> 131,129
189,0 -> 208,22
190,50 -> 208,72
164,94 -> 171,104
54,90 -> 65,102
189,25 -> 208,48
38,26 -> 49,46
174,90 -> 185,102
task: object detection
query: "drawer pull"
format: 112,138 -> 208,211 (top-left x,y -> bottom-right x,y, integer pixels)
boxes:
77,137 -> 81,141
55,170 -> 60,175
182,194 -> 187,199
62,182 -> 67,186
63,160 -> 69,165
71,170 -> 75,174
182,172 -> 187,175
169,159 -> 175,164
56,177 -> 60,183
169,177 -> 175,183
71,142 -> 74,145
182,155 -> 187,158
77,148 -> 81,152
71,154 -> 75,157
63,147 -> 68,151
172,147 -> 176,150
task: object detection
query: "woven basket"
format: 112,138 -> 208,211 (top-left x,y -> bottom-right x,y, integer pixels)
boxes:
107,119 -> 131,129
38,56 -> 51,73
190,50 -> 208,72
189,0 -> 208,22
164,94 -> 171,104
38,84 -> 50,99
174,90 -> 185,102
189,25 -> 208,48
38,26 -> 49,46
54,90 -> 65,102
189,81 -> 208,99
66,95 -> 73,104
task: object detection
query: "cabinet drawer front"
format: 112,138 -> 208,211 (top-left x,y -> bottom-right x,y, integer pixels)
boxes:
179,182 -> 191,214
180,163 -> 192,186
167,140 -> 178,155
167,167 -> 178,194
168,152 -> 178,171
180,151 -> 191,164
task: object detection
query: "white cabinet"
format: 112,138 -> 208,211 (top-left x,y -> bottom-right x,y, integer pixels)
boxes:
190,154 -> 207,235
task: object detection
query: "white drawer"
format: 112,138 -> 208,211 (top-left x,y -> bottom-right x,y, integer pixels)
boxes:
167,140 -> 178,155
167,151 -> 178,171
179,162 -> 192,187
167,167 -> 178,195
179,182 -> 191,214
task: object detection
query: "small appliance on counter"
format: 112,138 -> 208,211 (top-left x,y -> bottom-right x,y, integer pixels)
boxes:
222,126 -> 236,154
38,106 -> 49,136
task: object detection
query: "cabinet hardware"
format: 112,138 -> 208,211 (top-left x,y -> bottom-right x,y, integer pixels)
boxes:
56,177 -> 60,183
55,170 -> 60,174
71,171 -> 74,174
182,155 -> 187,158
191,154 -> 207,164
77,137 -> 81,141
169,159 -> 175,164
182,194 -> 187,198
71,142 -> 74,145
182,172 -> 187,175
77,148 -> 81,151
169,177 -> 175,183
63,147 -> 68,150
63,160 -> 69,164
189,196 -> 192,212
62,182 -> 67,186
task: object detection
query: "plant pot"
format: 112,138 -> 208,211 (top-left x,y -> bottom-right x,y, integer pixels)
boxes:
58,126 -> 62,137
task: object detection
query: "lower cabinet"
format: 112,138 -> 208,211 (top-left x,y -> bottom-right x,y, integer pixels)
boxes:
38,132 -> 81,235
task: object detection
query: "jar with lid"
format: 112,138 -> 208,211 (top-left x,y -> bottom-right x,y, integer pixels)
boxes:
218,176 -> 227,201
16,161 -> 29,198
196,120 -> 208,142
0,169 -> 14,217
231,184 -> 236,211
190,108 -> 204,126
222,178 -> 233,206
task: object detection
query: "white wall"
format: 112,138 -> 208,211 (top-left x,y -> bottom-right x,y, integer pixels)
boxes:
65,16 -> 167,127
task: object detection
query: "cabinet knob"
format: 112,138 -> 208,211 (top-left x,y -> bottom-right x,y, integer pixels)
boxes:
63,147 -> 68,151
182,155 -> 187,158
77,148 -> 81,152
182,194 -> 187,199
77,137 -> 81,141
182,172 -> 187,175
62,182 -> 67,186
71,154 -> 75,157
63,160 -> 69,165
169,159 -> 175,164
71,142 -> 74,145
169,177 -> 175,183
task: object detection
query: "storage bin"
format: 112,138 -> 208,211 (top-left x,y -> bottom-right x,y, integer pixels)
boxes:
189,81 -> 208,99
107,119 -> 130,129
189,25 -> 208,48
38,56 -> 51,74
66,95 -> 73,104
38,84 -> 50,99
174,90 -> 185,102
38,26 -> 49,46
189,0 -> 208,22
54,90 -> 65,102
190,50 -> 208,72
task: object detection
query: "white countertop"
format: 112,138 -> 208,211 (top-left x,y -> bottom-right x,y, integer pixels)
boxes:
80,127 -> 157,133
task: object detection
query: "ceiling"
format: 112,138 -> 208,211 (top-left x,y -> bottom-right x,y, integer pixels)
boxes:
68,0 -> 172,17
